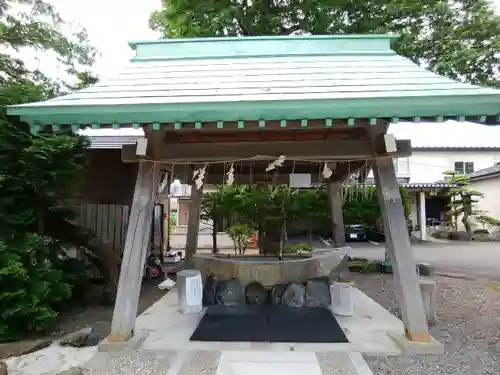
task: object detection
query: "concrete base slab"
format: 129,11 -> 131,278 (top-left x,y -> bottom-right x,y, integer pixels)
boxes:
83,349 -> 374,375
98,330 -> 150,352
83,349 -> 178,375
134,287 -> 405,356
387,332 -> 444,356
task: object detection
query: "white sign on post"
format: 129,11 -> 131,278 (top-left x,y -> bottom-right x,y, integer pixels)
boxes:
289,173 -> 312,188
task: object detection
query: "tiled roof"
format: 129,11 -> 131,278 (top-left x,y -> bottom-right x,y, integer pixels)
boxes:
468,164 -> 500,180
400,183 -> 458,189
366,182 -> 457,189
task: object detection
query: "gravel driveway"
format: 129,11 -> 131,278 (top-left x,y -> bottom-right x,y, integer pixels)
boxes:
346,241 -> 500,281
354,273 -> 500,375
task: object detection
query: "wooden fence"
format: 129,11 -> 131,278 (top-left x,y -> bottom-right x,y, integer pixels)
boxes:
76,204 -> 130,254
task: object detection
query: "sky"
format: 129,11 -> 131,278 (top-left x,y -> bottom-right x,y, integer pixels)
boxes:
18,0 -> 499,80
12,0 -> 162,80
46,0 -> 161,77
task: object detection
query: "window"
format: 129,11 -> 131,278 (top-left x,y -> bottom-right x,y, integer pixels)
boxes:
454,161 -> 474,174
393,158 -> 410,174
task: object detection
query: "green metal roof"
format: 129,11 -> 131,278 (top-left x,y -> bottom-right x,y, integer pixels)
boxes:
7,34 -> 500,129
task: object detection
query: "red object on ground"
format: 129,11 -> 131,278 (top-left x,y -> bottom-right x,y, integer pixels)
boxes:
250,233 -> 257,247
151,267 -> 160,278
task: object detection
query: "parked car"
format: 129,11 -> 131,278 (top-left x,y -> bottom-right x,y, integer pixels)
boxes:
344,224 -> 367,242
364,221 -> 414,242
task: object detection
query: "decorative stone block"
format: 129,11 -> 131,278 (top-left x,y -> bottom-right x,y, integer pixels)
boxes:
215,278 -> 246,306
417,263 -> 436,277
419,278 -> 437,325
305,278 -> 331,308
245,282 -> 269,305
281,283 -> 306,307
270,283 -> 287,305
202,273 -> 218,305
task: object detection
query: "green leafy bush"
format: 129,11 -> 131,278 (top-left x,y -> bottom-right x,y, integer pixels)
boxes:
227,225 -> 254,255
0,235 -> 72,341
283,243 -> 313,253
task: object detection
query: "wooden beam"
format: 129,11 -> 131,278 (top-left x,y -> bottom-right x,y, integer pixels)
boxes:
135,138 -> 148,157
372,157 -> 430,342
121,144 -> 139,163
156,140 -> 370,161
108,161 -> 160,342
152,139 -> 411,162
122,139 -> 411,164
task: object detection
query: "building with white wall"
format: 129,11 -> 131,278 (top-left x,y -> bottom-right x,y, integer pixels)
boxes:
366,121 -> 500,238
386,121 -> 500,184
467,164 -> 500,227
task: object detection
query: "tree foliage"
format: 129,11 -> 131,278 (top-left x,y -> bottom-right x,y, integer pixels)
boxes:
442,170 -> 483,238
150,0 -> 500,88
0,0 -> 98,340
201,184 -> 410,253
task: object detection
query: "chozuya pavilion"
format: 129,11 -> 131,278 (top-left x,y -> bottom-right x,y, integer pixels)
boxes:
8,35 -> 500,347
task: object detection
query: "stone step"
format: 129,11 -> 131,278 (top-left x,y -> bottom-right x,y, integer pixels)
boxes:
82,350 -> 373,375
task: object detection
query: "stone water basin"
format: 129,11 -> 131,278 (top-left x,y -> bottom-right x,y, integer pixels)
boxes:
193,251 -> 347,288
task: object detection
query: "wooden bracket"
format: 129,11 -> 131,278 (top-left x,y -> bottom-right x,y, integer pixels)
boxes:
135,138 -> 148,157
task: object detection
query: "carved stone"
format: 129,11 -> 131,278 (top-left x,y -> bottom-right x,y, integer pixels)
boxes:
202,273 -> 218,305
305,278 -> 331,308
270,283 -> 287,305
194,250 -> 347,288
215,278 -> 245,306
245,282 -> 269,305
281,283 -> 306,308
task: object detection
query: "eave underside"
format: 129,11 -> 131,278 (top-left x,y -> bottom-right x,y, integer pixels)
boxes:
121,120 -> 410,184
17,113 -> 500,135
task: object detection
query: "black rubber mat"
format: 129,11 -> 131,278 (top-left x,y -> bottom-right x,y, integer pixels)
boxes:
190,305 -> 269,342
190,305 -> 348,343
267,306 -> 349,343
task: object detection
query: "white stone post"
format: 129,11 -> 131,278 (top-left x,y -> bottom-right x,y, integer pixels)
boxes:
419,279 -> 437,325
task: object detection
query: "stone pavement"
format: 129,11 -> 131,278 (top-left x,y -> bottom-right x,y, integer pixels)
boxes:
83,350 -> 373,375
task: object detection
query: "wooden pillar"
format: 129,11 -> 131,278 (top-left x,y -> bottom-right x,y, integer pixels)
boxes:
327,182 -> 346,247
163,173 -> 172,254
108,161 -> 160,342
371,157 -> 430,342
184,178 -> 203,269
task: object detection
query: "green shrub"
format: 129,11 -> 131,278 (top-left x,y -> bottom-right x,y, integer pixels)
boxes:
0,234 -> 72,341
53,255 -> 91,302
283,243 -> 313,253
227,224 -> 253,255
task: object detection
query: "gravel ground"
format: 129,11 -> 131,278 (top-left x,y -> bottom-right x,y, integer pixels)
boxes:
0,279 -> 165,359
354,273 -> 500,375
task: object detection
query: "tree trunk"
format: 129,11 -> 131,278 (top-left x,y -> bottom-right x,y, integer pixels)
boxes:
90,238 -> 121,305
257,222 -> 264,254
462,215 -> 472,241
261,223 -> 281,256
212,220 -> 218,253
